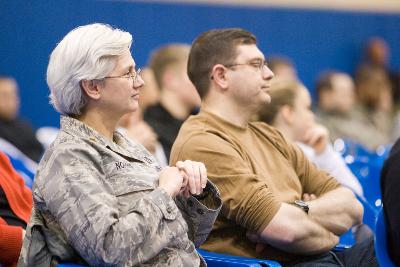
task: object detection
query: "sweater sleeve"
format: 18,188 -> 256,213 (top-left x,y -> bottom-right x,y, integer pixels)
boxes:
272,130 -> 341,196
170,132 -> 281,234
0,218 -> 23,264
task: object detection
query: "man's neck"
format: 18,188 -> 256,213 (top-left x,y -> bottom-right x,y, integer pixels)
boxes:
202,97 -> 254,128
160,90 -> 191,120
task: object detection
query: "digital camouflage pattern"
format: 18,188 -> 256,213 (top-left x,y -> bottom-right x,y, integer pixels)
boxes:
18,116 -> 221,267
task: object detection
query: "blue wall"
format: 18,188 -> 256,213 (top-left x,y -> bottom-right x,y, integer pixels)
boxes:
1,0 -> 399,127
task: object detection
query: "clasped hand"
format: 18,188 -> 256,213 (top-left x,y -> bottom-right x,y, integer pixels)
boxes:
158,160 -> 208,198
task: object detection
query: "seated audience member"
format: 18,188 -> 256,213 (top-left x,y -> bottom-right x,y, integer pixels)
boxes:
137,67 -> 160,112
119,111 -> 168,167
0,77 -> 43,162
0,151 -> 32,267
315,71 -> 389,150
18,23 -> 221,267
268,56 -> 298,80
258,79 -> 363,196
171,28 -> 377,266
380,137 -> 400,266
144,44 -> 201,161
354,66 -> 395,143
356,37 -> 400,105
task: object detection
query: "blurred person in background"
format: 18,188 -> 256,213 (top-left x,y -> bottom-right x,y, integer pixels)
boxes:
258,79 -> 363,196
354,66 -> 395,145
136,67 -> 160,112
357,37 -> 400,105
144,44 -> 201,161
18,23 -> 221,266
268,56 -> 298,81
315,71 -> 390,150
0,151 -> 32,267
0,77 -> 43,162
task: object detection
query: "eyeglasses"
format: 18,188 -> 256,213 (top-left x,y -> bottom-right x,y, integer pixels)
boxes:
104,68 -> 141,83
224,60 -> 268,71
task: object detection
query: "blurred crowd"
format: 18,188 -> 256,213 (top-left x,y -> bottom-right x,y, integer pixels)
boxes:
1,31 -> 399,267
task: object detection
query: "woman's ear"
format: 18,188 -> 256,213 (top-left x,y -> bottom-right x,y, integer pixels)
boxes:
280,105 -> 294,125
210,64 -> 229,93
80,80 -> 101,100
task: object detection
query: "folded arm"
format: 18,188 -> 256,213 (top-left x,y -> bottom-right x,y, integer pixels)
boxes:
256,203 -> 339,255
307,187 -> 363,235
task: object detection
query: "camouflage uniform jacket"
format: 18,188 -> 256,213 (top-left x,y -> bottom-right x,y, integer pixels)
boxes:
18,116 -> 221,267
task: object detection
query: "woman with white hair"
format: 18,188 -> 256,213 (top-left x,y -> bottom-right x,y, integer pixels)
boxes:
18,23 -> 221,267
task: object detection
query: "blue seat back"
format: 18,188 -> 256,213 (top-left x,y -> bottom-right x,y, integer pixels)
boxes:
198,249 -> 281,267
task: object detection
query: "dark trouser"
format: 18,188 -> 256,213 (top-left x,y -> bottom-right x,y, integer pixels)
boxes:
284,236 -> 378,267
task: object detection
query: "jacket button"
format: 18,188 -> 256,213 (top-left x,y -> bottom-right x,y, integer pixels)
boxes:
197,209 -> 205,215
167,205 -> 173,213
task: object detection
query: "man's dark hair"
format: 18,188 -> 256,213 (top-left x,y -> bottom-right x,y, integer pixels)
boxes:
315,71 -> 338,97
187,28 -> 256,99
268,56 -> 294,73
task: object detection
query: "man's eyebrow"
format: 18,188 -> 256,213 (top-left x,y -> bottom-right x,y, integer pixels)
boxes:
249,57 -> 265,62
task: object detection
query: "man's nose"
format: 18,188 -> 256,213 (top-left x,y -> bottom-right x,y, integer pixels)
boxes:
263,65 -> 274,80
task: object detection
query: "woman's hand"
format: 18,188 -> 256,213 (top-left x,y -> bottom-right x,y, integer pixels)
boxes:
176,160 -> 207,198
158,166 -> 185,197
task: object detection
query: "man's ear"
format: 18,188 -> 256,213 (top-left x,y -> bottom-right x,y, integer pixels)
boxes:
161,69 -> 173,89
80,80 -> 101,100
280,105 -> 294,124
210,64 -> 229,92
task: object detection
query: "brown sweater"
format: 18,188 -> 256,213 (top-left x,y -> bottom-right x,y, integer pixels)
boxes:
170,109 -> 341,262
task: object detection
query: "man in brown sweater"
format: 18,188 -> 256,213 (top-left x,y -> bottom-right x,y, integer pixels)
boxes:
170,28 -> 377,266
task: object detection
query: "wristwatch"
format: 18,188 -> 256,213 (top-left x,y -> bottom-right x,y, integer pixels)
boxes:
293,200 -> 309,214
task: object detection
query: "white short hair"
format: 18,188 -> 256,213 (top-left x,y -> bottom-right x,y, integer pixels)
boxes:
47,23 -> 132,115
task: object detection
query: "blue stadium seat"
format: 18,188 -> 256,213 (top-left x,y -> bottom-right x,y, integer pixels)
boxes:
335,138 -> 387,210
347,159 -> 383,209
58,250 -> 282,267
357,195 -> 379,232
198,249 -> 281,267
374,209 -> 395,267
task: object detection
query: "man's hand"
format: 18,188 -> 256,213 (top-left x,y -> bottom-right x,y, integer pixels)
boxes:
302,193 -> 317,202
302,124 -> 329,155
246,231 -> 267,253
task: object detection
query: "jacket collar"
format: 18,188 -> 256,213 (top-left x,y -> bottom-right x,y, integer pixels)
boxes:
60,116 -> 159,168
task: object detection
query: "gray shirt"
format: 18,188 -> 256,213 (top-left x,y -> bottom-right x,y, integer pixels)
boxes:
18,116 -> 221,267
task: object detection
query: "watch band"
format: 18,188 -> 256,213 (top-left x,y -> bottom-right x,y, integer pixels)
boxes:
294,200 -> 309,214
